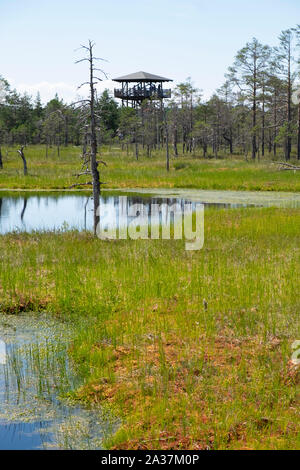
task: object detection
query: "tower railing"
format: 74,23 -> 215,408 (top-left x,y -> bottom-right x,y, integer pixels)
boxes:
114,87 -> 171,100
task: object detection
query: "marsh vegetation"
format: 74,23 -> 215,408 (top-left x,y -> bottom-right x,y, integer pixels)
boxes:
0,314 -> 117,449
1,22 -> 300,451
0,145 -> 300,192
0,205 -> 299,449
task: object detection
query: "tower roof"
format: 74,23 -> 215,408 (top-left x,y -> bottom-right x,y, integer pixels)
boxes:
113,71 -> 172,82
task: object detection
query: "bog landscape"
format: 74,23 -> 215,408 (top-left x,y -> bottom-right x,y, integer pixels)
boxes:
0,6 -> 299,451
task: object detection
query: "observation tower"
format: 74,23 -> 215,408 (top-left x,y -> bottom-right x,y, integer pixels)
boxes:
113,71 -> 172,107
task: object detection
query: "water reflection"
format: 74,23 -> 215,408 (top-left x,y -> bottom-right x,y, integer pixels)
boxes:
0,190 -> 299,235
20,198 -> 27,223
0,314 -> 117,450
0,194 -> 202,234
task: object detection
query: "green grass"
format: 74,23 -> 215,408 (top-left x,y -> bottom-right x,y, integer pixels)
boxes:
0,207 -> 299,449
1,144 -> 300,192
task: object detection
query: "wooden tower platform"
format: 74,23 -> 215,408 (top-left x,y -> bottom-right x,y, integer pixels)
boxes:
113,71 -> 172,106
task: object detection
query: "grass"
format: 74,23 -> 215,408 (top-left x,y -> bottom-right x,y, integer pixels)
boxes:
0,206 -> 299,449
1,144 -> 300,192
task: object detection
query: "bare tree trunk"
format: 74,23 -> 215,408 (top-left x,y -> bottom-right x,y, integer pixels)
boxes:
261,83 -> 265,157
0,147 -> 3,169
252,71 -> 257,160
273,91 -> 277,157
45,141 -> 49,158
64,115 -> 68,147
82,131 -> 88,156
268,130 -> 272,154
223,133 -> 233,154
135,141 -> 139,161
285,42 -> 292,161
173,128 -> 178,156
57,120 -> 61,157
297,103 -> 300,160
17,146 -> 28,175
141,106 -> 145,149
229,129 -> 233,154
74,40 -> 104,236
88,42 -> 100,236
163,104 -> 169,171
156,107 -> 160,150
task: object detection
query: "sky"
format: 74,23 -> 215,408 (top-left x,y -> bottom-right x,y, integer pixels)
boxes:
1,0 -> 300,103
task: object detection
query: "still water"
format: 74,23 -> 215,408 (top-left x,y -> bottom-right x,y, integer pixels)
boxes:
1,189 -> 300,234
0,314 -> 117,450
0,188 -> 299,448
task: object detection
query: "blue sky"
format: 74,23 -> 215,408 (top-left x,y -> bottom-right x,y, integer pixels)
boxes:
1,0 -> 300,102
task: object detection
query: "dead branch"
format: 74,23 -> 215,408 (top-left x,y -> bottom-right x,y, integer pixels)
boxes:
69,181 -> 93,189
275,162 -> 300,171
73,171 -> 91,177
69,181 -> 107,189
77,82 -> 90,89
71,99 -> 91,106
75,58 -> 90,64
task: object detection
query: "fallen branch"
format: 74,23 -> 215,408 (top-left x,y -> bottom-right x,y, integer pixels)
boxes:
68,181 -> 107,189
73,171 -> 91,177
68,181 -> 92,189
275,161 -> 300,171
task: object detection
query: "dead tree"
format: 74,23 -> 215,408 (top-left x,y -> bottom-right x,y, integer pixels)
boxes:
17,146 -> 28,175
74,40 -> 107,236
162,103 -> 170,171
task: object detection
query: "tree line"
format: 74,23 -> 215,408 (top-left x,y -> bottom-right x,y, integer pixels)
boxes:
1,26 -> 300,161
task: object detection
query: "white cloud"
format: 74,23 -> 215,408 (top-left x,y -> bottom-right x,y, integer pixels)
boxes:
10,79 -> 117,104
8,79 -> 186,105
